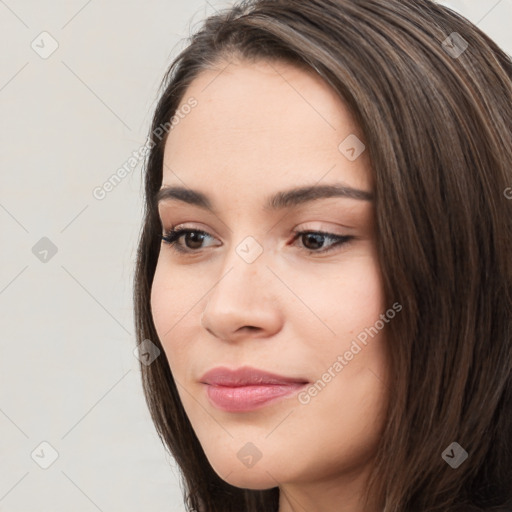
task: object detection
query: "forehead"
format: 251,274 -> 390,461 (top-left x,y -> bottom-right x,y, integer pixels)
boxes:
162,59 -> 371,196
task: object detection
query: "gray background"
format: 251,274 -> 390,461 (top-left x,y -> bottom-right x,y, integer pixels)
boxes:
1,1 -> 510,511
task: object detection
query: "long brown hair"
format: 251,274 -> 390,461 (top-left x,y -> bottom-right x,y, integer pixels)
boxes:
133,1 -> 512,510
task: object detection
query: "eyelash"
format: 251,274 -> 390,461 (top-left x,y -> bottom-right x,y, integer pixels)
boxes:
160,227 -> 354,256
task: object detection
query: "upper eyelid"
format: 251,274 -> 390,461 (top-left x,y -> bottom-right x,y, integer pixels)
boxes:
163,221 -> 352,234
164,225 -> 351,244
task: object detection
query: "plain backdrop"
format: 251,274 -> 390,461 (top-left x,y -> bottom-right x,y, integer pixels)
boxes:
1,1 -> 511,511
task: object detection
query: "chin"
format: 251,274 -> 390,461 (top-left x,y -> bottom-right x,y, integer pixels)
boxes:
220,470 -> 279,490
207,456 -> 283,489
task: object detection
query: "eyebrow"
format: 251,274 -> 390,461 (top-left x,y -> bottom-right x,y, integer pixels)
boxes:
155,183 -> 373,212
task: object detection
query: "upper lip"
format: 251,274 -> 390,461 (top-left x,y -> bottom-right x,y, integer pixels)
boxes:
200,366 -> 309,387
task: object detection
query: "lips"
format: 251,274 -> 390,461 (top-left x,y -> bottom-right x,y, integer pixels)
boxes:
199,366 -> 309,386
199,366 -> 309,412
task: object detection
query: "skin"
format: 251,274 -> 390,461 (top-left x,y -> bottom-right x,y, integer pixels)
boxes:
150,58 -> 390,512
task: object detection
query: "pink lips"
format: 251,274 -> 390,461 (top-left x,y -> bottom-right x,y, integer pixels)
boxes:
200,366 -> 309,412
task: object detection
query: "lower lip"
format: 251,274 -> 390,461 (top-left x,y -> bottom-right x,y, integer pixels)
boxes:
204,383 -> 307,412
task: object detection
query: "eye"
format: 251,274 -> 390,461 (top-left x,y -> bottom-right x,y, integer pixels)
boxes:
290,230 -> 354,255
161,227 -> 218,253
160,226 -> 354,256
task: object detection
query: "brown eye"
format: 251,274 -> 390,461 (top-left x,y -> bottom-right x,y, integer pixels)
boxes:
301,232 -> 326,250
181,231 -> 207,250
161,228 -> 216,253
161,228 -> 354,256
291,230 -> 354,254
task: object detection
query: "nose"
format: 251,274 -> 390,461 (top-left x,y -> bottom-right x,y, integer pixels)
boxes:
199,246 -> 283,343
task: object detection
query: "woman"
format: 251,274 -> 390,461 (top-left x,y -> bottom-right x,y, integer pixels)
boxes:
133,0 -> 512,510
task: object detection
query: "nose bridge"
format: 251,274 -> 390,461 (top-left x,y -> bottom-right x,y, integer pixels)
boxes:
211,232 -> 269,306
201,232 -> 281,337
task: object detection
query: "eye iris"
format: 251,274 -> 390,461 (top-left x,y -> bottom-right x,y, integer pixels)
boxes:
302,232 -> 324,250
185,231 -> 205,250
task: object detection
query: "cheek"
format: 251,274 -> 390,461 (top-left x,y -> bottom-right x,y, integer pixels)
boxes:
149,262 -> 170,338
296,254 -> 385,336
346,250 -> 384,316
343,260 -> 385,326
149,261 -> 192,361
150,256 -> 197,323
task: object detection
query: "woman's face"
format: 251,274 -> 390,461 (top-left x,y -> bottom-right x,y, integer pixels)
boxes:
150,59 -> 390,498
